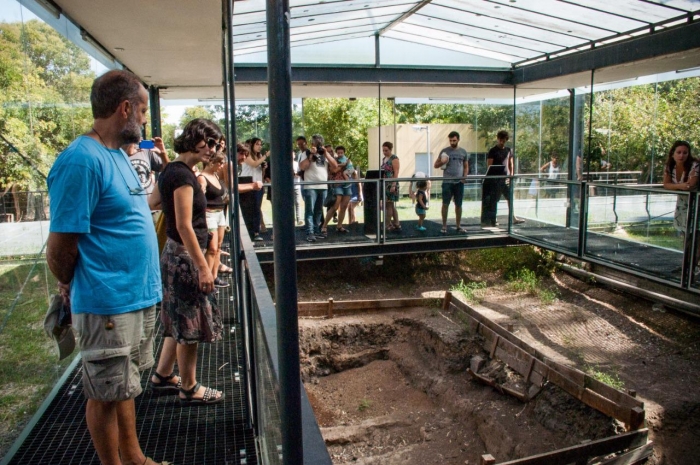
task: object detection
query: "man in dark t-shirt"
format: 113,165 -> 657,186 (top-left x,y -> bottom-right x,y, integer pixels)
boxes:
481,130 -> 524,227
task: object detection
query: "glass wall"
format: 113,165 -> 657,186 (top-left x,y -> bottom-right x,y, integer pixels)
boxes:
0,0 -> 116,456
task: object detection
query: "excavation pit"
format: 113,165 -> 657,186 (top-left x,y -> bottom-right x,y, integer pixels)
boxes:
299,298 -> 641,464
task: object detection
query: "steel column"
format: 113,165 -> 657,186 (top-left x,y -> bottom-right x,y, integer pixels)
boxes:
265,0 -> 303,463
148,86 -> 161,138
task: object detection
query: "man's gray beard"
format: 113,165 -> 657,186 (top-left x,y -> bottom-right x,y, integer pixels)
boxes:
119,115 -> 142,146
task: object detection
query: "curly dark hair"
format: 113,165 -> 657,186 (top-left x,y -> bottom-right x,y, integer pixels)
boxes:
666,141 -> 695,182
91,70 -> 145,119
173,119 -> 223,154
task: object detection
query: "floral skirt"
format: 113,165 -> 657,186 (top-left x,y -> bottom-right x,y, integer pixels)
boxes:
160,238 -> 222,344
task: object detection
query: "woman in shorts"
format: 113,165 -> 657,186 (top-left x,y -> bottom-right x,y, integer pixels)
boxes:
198,151 -> 229,289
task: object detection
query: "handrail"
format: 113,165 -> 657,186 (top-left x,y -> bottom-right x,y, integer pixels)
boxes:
237,211 -> 332,464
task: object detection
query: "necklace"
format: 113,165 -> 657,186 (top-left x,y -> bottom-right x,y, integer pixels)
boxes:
90,128 -> 146,195
91,127 -> 110,148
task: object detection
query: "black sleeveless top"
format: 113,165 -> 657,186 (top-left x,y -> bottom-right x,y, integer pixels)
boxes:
203,175 -> 226,209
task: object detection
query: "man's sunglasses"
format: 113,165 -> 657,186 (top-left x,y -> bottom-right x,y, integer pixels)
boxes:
205,138 -> 223,151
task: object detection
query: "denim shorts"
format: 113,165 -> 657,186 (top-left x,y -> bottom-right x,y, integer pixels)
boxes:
441,181 -> 465,207
333,185 -> 352,196
73,305 -> 156,401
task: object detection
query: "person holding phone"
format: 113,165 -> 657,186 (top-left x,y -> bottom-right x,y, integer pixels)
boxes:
126,137 -> 169,195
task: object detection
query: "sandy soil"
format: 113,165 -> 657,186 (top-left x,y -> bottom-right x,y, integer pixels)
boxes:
277,250 -> 700,465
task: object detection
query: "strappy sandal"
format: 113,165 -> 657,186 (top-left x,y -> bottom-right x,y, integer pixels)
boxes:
440,227 -> 447,234
143,457 -> 172,465
218,264 -> 233,274
149,372 -> 181,395
337,227 -> 349,234
179,382 -> 225,406
456,227 -> 466,234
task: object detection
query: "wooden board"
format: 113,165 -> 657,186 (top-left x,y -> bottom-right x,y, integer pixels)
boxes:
298,298 -> 431,317
487,429 -> 649,465
449,295 -> 645,428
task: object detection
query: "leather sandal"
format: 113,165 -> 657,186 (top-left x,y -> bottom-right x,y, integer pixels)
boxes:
179,382 -> 224,406
149,372 -> 181,395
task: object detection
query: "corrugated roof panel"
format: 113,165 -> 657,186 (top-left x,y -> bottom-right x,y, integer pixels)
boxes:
383,29 -> 518,62
563,0 -> 681,23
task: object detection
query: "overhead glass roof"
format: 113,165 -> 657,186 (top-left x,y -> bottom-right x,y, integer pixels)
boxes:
231,0 -> 700,67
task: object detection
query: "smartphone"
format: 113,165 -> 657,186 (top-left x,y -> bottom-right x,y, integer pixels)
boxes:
139,140 -> 155,150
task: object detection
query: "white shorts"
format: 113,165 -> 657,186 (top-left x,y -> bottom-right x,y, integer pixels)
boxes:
205,210 -> 227,231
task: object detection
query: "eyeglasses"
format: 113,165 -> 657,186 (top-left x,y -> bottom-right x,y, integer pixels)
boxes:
206,138 -> 222,151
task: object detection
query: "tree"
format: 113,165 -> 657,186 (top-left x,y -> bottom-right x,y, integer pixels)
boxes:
0,20 -> 94,191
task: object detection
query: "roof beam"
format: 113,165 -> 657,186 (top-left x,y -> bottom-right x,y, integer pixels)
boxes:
233,65 -> 512,86
514,19 -> 700,84
377,0 -> 433,36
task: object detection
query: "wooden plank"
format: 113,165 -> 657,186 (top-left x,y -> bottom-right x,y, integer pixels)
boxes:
442,291 -> 452,310
595,442 -> 653,465
450,300 -> 538,357
451,298 -> 642,415
327,298 -> 334,318
490,335 -> 501,358
494,429 -> 648,465
481,454 -> 496,465
298,297 -> 432,318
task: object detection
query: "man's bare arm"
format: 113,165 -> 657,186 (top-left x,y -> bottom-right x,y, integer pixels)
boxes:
47,232 -> 79,284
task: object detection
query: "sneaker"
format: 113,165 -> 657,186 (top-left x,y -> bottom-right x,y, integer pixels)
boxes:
417,226 -> 426,231
315,230 -> 327,239
253,234 -> 264,242
306,234 -> 317,243
214,277 -> 230,288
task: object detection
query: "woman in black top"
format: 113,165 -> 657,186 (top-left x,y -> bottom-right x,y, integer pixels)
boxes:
198,151 -> 229,289
148,118 -> 224,405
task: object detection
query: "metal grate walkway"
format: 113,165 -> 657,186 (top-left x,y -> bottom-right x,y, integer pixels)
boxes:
5,273 -> 256,465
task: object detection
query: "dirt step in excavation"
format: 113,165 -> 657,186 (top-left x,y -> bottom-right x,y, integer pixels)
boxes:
300,304 -> 622,464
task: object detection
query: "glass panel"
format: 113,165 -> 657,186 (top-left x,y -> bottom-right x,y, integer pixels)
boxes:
234,1 -> 415,26
391,23 -> 536,60
511,178 -> 581,255
237,25 -> 380,50
406,14 -> 560,54
371,93 -> 515,241
235,12 -> 397,37
0,0 -> 100,454
645,0 -> 699,12
564,0 -> 680,23
254,308 -> 283,465
489,0 -> 647,33
384,29 -> 519,62
432,0 -> 611,40
418,4 -> 584,48
585,185 -> 686,283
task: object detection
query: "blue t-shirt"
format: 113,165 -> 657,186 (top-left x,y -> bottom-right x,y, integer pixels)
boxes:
47,136 -> 162,315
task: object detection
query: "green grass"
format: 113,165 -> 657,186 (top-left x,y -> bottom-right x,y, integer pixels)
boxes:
450,280 -> 487,303
0,262 -> 71,455
358,398 -> 372,412
585,365 -> 625,391
507,267 -> 559,304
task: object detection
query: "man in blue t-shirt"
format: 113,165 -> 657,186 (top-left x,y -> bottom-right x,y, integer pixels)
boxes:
46,70 -> 165,465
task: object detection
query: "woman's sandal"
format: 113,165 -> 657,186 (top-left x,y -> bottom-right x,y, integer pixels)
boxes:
143,458 -> 172,465
218,264 -> 233,274
391,224 -> 402,233
337,227 -> 349,234
179,382 -> 225,406
149,372 -> 181,395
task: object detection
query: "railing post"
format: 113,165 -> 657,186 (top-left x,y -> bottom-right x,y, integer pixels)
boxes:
577,181 -> 587,258
681,192 -> 697,288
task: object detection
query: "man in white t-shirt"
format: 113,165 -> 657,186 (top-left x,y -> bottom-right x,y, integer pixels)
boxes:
298,134 -> 338,242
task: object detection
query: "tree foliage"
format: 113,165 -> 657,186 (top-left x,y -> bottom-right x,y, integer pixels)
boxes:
0,20 -> 94,190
